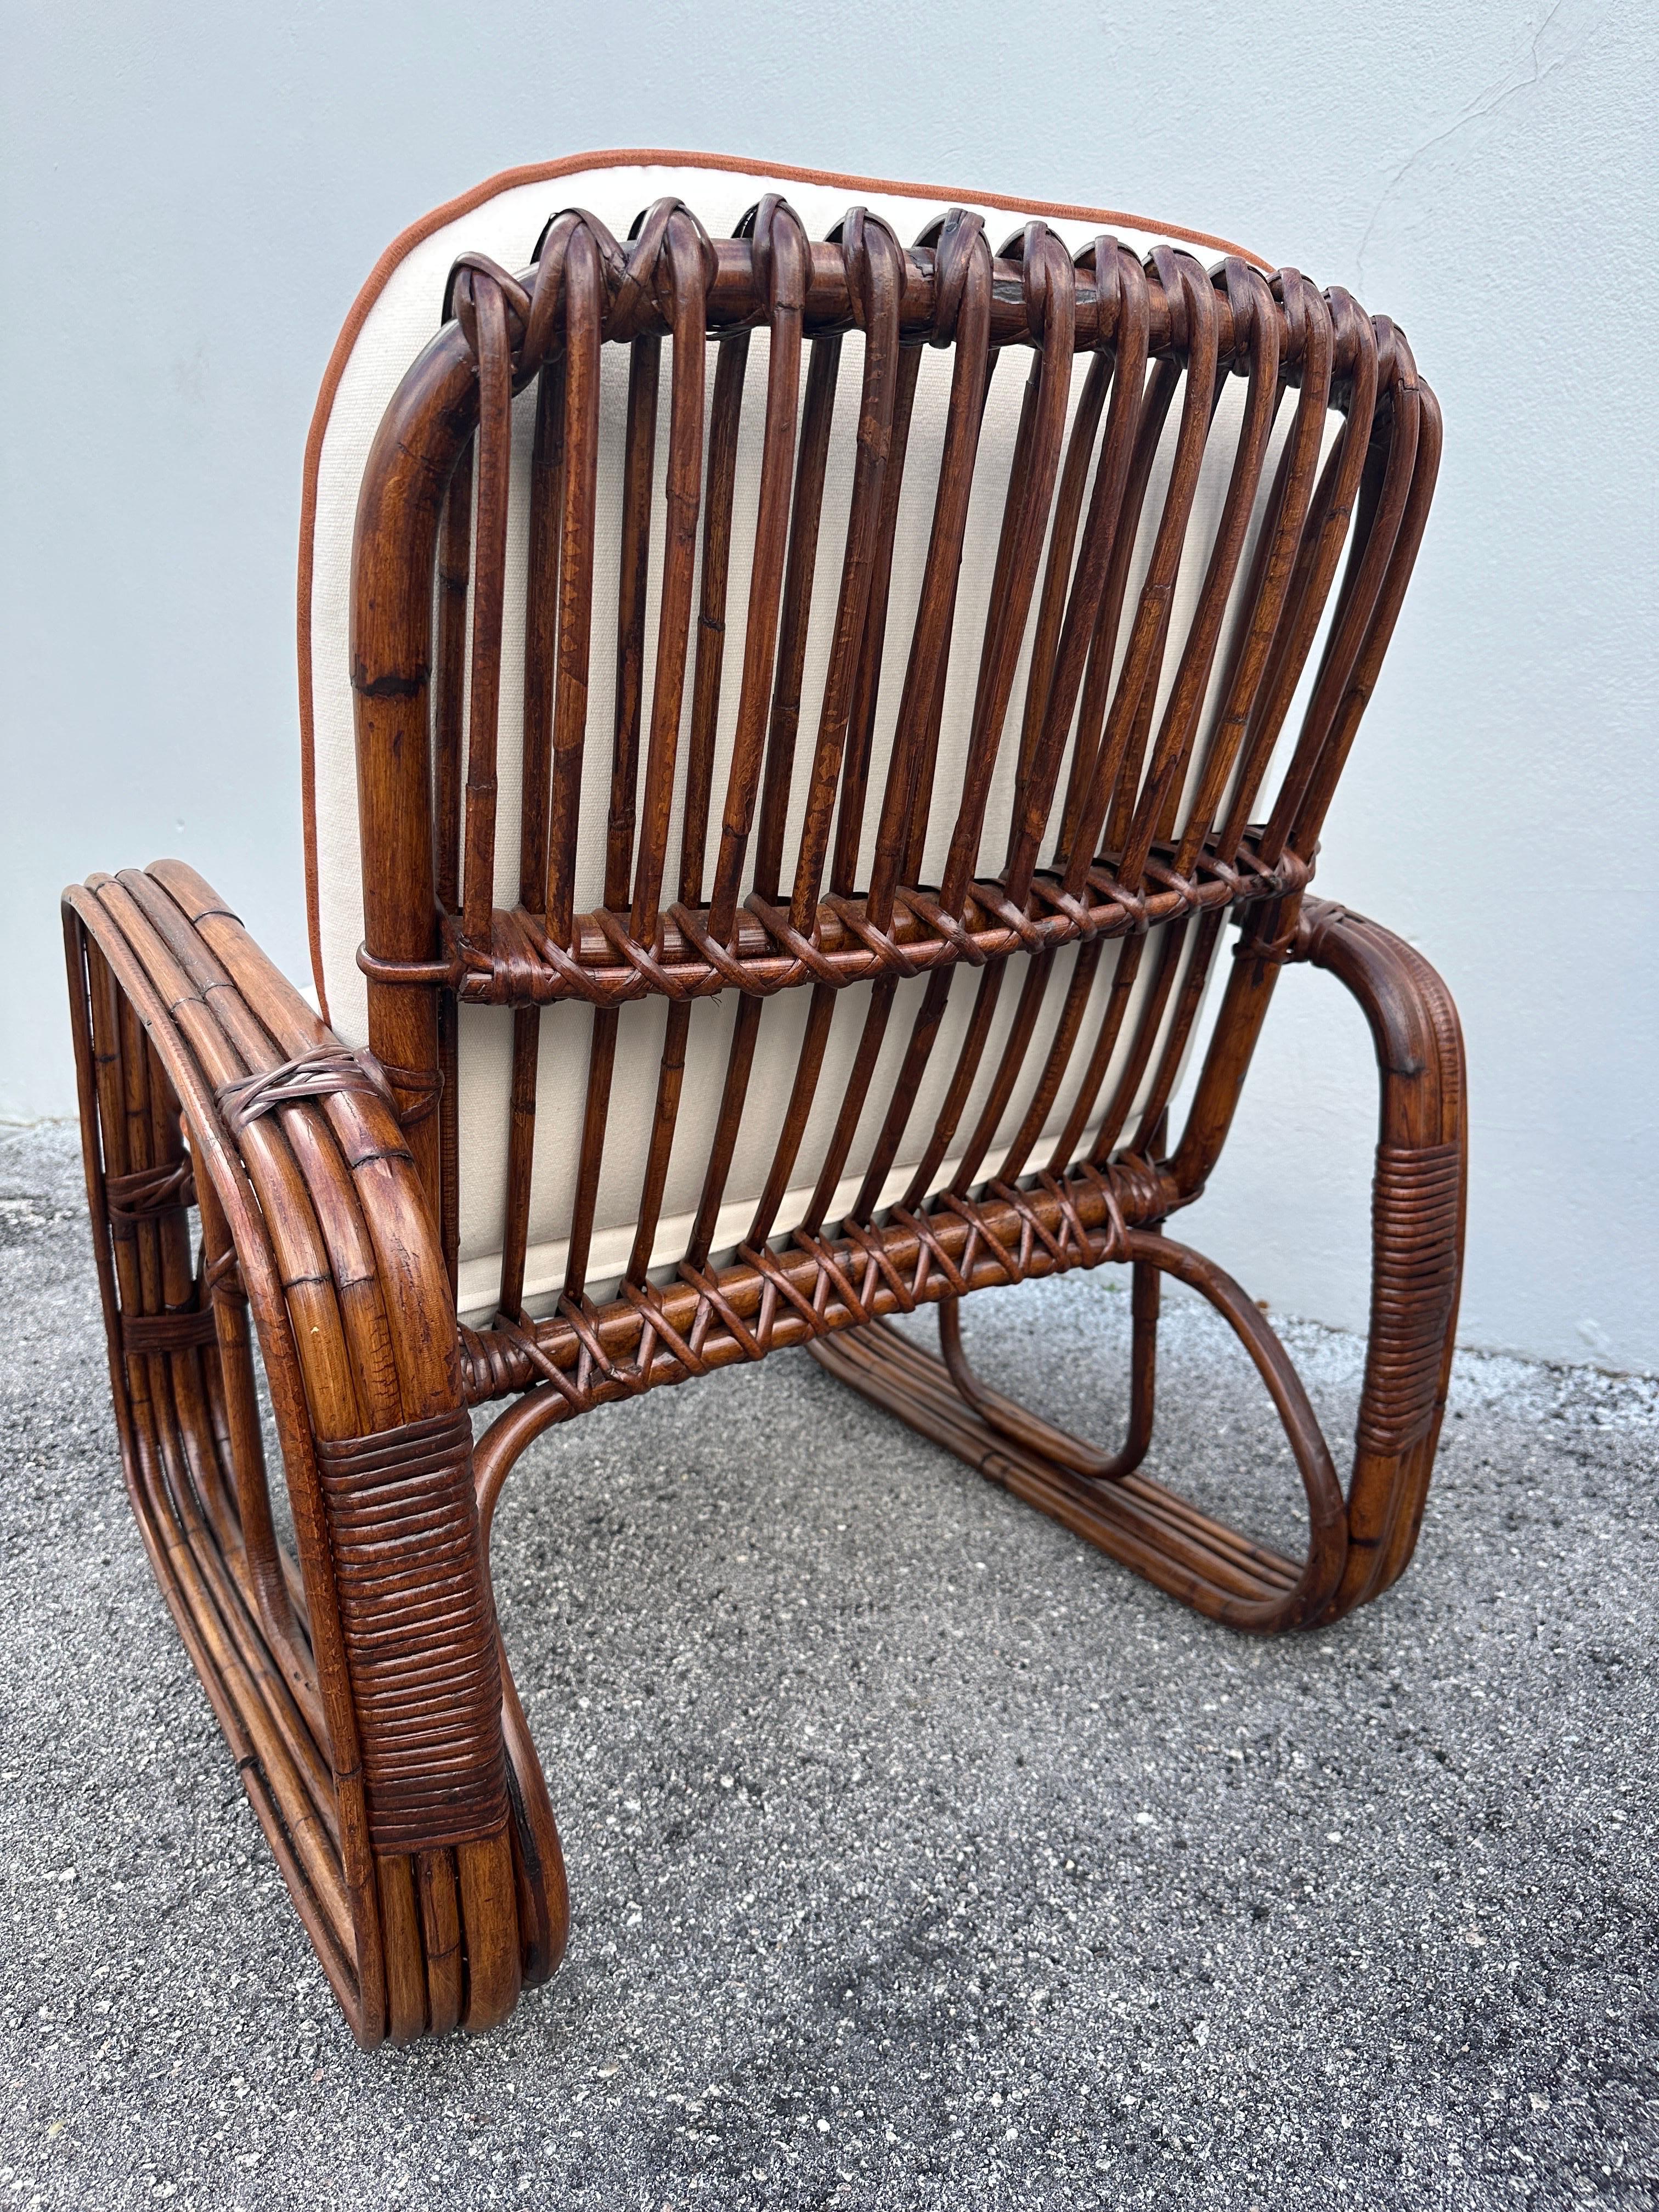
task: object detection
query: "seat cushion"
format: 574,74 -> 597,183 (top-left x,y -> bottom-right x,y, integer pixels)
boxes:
301,151 -> 1287,1319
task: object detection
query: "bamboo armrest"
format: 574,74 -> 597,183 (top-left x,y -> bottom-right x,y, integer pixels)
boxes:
63,861 -> 560,2045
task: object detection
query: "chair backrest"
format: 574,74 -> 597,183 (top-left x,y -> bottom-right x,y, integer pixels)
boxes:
304,152 -> 1436,1323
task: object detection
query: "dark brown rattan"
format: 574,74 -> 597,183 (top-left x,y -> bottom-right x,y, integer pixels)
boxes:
64,176 -> 1462,2048
313,1410 -> 511,1857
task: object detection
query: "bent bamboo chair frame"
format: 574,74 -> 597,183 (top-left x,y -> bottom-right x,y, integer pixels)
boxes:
65,184 -> 1463,2047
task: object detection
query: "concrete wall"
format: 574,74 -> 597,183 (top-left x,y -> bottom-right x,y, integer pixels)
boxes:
5,0 -> 1655,1368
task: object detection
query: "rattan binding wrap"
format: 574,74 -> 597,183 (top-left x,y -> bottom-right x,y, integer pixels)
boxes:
1358,1141 -> 1462,1457
313,1410 -> 510,1855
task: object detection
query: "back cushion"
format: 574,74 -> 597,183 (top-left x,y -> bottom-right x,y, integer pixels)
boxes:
304,155 -> 1317,1319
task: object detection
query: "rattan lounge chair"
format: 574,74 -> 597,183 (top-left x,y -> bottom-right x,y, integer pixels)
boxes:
64,151 -> 1464,2045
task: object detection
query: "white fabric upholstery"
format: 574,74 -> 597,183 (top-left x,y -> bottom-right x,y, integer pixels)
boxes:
304,157 -> 1295,1319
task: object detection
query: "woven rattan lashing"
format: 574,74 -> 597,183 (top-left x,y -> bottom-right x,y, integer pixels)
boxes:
312,1409 -> 510,1857
66,168 -> 1461,2048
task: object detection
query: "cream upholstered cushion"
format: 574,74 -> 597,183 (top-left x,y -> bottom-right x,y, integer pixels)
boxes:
302,154 -> 1305,1321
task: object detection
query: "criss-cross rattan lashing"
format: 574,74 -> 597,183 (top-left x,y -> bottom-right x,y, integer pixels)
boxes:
65,160 -> 1461,2049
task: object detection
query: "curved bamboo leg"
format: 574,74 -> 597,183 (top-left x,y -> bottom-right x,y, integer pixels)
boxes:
1291,901 -> 1466,1622
1169,894 -> 1465,1623
475,1406 -> 573,1993
936,1251 -> 1159,1481
66,910 -> 380,2033
819,894 -> 1466,1637
66,866 -> 568,2045
814,1226 -> 1348,1633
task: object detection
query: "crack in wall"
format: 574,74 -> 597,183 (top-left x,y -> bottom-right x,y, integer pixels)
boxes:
1355,0 -> 1621,289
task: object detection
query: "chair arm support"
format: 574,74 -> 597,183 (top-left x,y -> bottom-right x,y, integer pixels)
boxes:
1166,892 -> 1465,1621
63,860 -> 537,2042
1289,896 -> 1467,1616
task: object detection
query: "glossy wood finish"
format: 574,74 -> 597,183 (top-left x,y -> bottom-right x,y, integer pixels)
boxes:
64,867 -> 561,2047
66,180 -> 1459,2046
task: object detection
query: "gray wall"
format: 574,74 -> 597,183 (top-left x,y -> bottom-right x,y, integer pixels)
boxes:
5,0 -> 1655,1369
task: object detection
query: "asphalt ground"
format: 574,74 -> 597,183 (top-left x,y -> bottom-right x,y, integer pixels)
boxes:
1,1117 -> 1654,2209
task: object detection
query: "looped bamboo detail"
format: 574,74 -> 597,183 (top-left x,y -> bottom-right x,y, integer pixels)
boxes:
436,204 -> 1411,403
742,193 -> 808,328
449,198 -> 724,383
833,205 -> 881,331
926,207 -> 986,347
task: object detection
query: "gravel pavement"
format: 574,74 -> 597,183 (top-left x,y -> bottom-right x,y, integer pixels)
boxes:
0,1118 -> 1654,2210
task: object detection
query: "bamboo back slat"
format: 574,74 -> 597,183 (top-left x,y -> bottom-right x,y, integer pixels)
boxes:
349,196 -> 1431,1350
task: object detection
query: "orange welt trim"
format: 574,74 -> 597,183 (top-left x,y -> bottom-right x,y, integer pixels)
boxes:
297,146 -> 1272,1016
